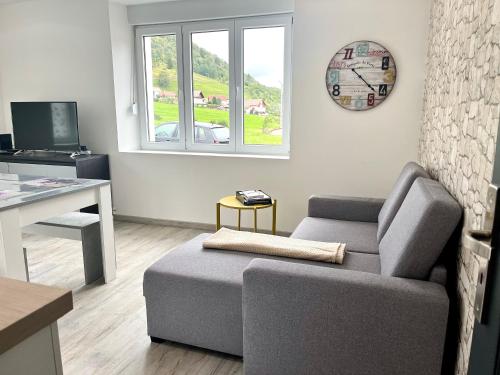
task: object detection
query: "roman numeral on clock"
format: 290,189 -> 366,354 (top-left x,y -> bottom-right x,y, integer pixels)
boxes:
343,48 -> 354,60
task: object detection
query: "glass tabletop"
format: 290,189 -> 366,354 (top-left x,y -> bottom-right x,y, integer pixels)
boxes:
0,173 -> 109,211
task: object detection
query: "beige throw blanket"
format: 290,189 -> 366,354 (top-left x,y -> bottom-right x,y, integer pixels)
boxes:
203,227 -> 345,264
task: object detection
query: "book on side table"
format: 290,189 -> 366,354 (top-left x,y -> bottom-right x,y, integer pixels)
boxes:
236,190 -> 272,206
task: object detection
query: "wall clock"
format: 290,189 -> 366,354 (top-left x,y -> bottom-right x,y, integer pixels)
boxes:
326,41 -> 397,111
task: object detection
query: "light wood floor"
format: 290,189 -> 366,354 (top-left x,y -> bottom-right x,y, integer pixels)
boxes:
23,221 -> 243,375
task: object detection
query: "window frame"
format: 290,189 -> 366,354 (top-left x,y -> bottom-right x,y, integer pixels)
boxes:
136,24 -> 186,151
234,15 -> 292,155
182,20 -> 236,153
135,14 -> 292,156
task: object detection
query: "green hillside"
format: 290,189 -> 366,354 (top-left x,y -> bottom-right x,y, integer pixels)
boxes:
154,68 -> 228,97
150,35 -> 283,145
151,36 -> 282,112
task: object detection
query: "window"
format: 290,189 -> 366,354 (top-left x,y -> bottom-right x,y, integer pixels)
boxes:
242,25 -> 285,146
136,15 -> 292,155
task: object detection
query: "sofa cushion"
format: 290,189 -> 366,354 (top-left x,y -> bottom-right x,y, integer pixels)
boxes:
379,178 -> 461,279
428,264 -> 447,286
377,162 -> 429,242
291,217 -> 379,254
143,233 -> 380,356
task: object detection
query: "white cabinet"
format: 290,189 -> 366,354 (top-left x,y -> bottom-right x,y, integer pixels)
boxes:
0,324 -> 63,375
40,165 -> 77,178
6,163 -> 77,178
7,163 -> 45,177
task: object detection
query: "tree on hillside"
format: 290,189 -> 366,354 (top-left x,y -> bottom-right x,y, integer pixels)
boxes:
150,35 -> 281,111
166,57 -> 175,69
158,69 -> 170,89
210,97 -> 221,105
192,44 -> 229,83
262,115 -> 279,134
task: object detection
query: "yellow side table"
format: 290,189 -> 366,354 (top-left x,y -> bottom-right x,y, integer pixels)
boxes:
216,196 -> 277,234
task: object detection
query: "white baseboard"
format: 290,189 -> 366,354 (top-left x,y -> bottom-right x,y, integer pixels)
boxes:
114,214 -> 291,237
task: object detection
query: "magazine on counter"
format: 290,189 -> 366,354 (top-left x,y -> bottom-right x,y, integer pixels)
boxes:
0,190 -> 28,200
23,178 -> 83,189
236,190 -> 272,206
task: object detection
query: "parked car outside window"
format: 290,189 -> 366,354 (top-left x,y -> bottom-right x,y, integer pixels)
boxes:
155,122 -> 229,144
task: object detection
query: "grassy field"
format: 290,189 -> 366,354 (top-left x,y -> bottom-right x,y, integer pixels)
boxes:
154,69 -> 228,97
193,74 -> 228,96
154,102 -> 282,145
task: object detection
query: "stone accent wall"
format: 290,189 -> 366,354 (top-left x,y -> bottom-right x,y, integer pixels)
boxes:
419,0 -> 500,373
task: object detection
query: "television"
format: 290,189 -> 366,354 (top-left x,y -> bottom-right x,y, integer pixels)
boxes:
10,102 -> 80,152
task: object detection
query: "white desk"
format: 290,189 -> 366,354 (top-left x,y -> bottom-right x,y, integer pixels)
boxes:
0,173 -> 116,283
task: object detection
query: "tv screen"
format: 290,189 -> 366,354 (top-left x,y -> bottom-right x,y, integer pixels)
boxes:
11,102 -> 80,152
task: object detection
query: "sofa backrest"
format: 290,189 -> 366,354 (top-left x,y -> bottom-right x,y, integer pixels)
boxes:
379,177 -> 461,280
377,162 -> 429,242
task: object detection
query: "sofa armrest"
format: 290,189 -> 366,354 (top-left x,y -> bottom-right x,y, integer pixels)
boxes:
243,259 -> 449,375
308,195 -> 385,222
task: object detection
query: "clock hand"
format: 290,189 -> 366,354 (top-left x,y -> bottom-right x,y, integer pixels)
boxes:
351,68 -> 376,92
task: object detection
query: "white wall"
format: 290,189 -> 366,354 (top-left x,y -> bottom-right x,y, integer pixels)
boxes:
108,0 -> 431,232
0,75 -> 5,132
0,0 -> 118,154
289,0 -> 431,199
0,0 -> 431,233
109,2 -> 140,151
127,0 -> 295,25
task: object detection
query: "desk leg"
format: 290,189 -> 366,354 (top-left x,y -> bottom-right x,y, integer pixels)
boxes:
237,209 -> 241,231
216,203 -> 221,231
253,207 -> 258,233
0,208 -> 26,281
97,184 -> 116,283
272,200 -> 277,235
50,322 -> 63,375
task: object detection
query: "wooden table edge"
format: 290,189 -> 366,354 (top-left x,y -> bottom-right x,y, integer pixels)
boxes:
0,278 -> 73,355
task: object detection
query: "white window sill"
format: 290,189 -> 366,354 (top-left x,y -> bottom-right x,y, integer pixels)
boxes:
120,149 -> 290,160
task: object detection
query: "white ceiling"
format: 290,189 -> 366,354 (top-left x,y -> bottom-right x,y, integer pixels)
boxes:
0,0 -> 182,5
112,0 -> 180,4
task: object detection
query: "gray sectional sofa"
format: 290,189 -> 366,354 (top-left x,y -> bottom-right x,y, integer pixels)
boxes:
143,162 -> 462,375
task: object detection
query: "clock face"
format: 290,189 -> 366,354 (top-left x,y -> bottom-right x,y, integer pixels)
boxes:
326,41 -> 397,111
